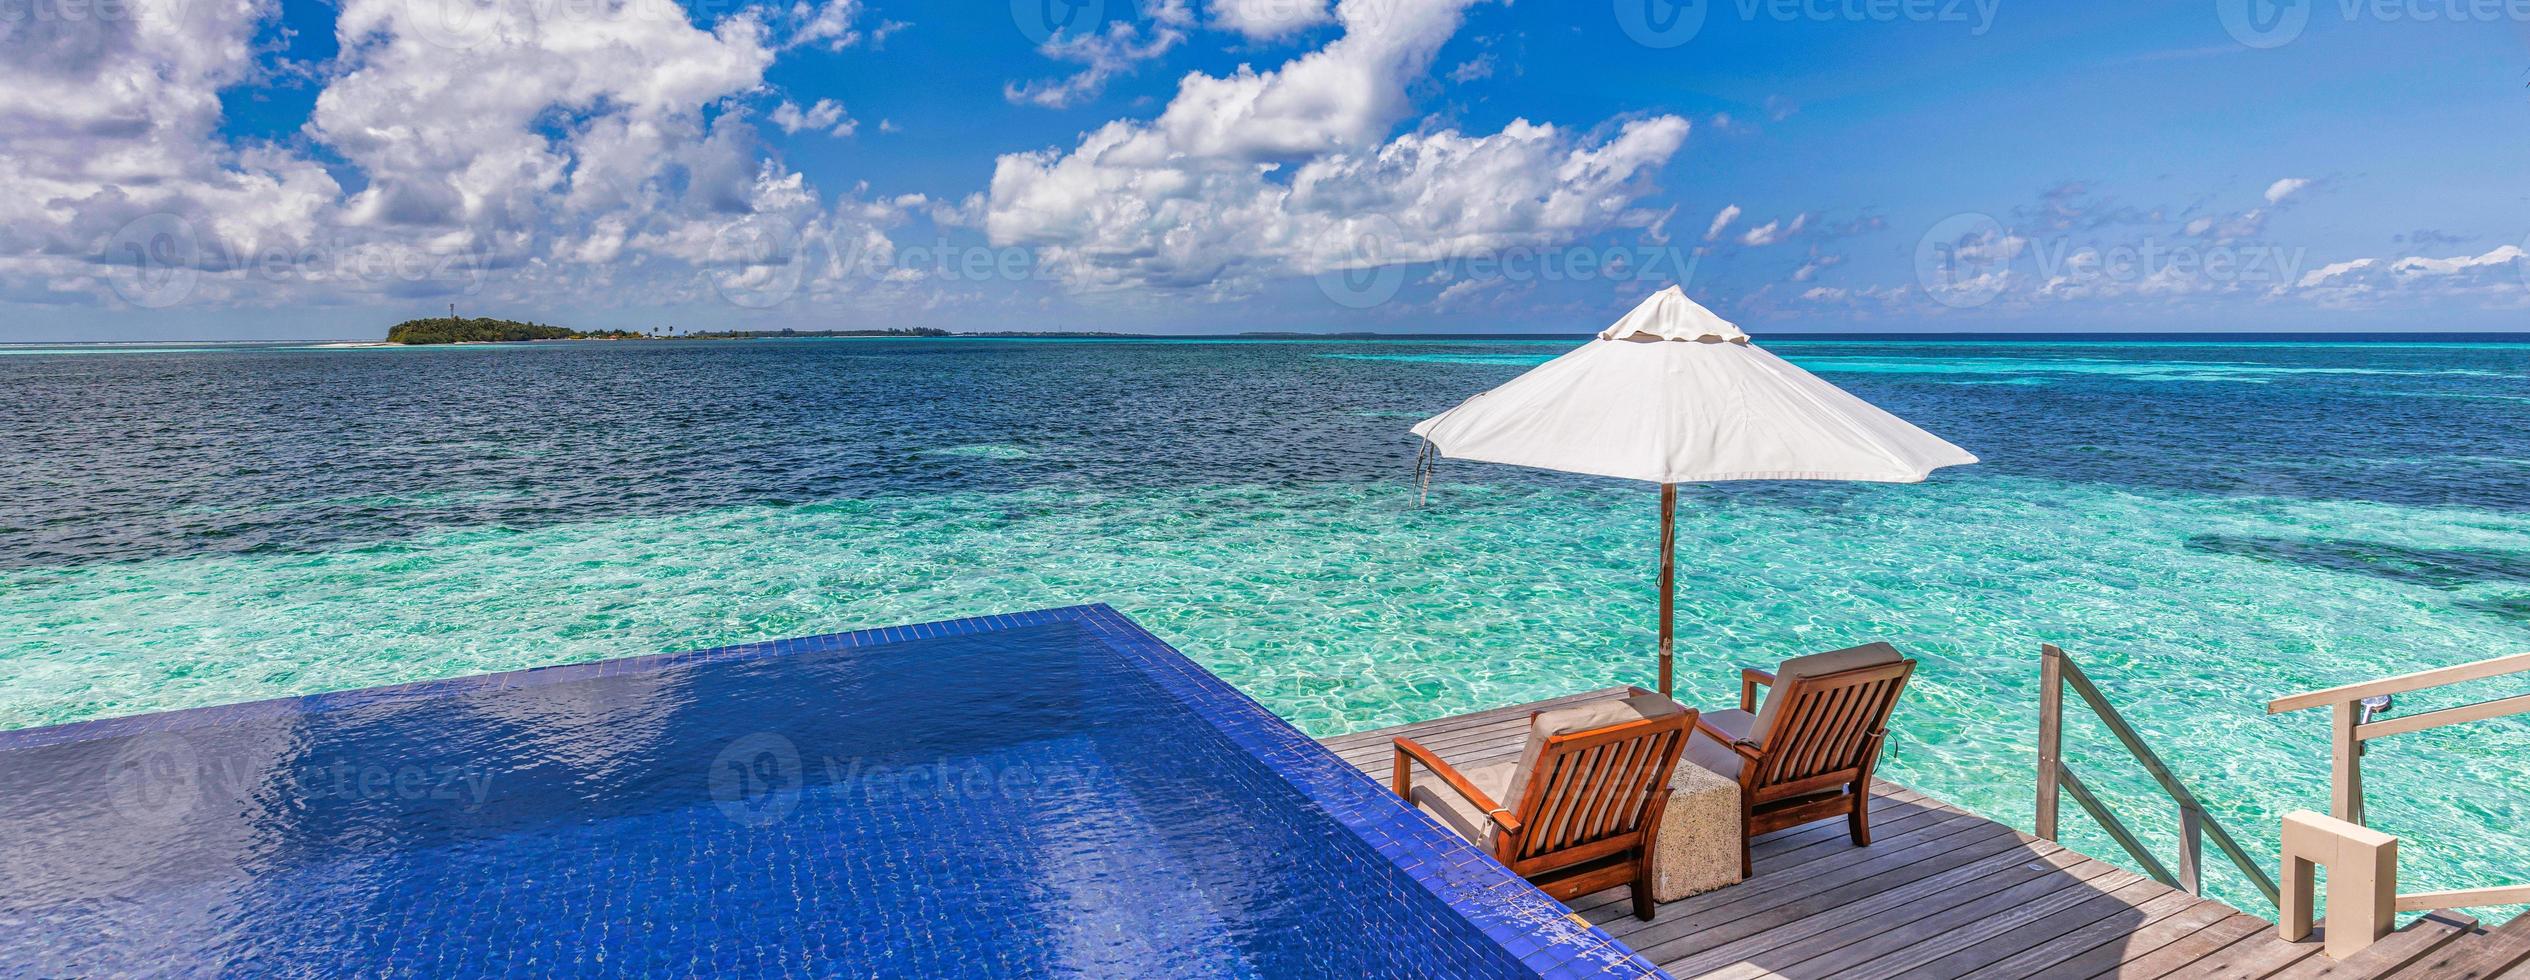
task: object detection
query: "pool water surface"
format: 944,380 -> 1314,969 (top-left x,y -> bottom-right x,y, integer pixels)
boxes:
0,606 -> 1653,977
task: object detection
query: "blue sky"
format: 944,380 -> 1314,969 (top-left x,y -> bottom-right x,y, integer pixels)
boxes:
5,0 -> 2529,340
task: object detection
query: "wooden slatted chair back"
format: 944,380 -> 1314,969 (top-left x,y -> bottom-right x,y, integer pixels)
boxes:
1745,660 -> 1915,804
1501,712 -> 1691,868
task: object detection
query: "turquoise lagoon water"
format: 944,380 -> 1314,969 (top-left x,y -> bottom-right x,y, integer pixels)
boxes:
4,335 -> 2529,916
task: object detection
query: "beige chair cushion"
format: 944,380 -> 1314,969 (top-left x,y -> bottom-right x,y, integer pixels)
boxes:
1701,707 -> 1759,743
1505,692 -> 1686,807
1408,761 -> 1519,847
1751,642 -> 1903,743
1682,728 -> 1745,781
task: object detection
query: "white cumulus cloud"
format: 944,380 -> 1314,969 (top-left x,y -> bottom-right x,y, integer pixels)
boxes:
1209,0 -> 1335,39
1738,213 -> 1806,246
1006,0 -> 1194,109
771,98 -> 856,136
0,0 -> 929,311
2292,243 -> 2527,304
1704,204 -> 1740,243
986,0 -> 1689,293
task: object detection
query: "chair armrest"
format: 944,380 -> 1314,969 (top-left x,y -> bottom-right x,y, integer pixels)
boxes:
1739,668 -> 1777,712
1692,716 -> 1766,761
1392,737 -> 1523,835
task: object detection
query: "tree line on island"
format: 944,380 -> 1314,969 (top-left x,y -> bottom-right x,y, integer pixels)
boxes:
385,318 -> 637,344
384,318 -> 1413,344
383,317 -> 957,344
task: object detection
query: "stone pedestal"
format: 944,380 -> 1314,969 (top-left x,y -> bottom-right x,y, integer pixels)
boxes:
1653,758 -> 1744,902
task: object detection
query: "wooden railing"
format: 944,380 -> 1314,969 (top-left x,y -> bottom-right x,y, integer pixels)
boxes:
2036,644 -> 2281,909
2267,649 -> 2530,956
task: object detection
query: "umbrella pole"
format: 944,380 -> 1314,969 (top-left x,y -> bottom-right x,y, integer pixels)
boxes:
1658,483 -> 1676,697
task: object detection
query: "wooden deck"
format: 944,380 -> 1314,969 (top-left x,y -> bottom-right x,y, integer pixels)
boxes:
1318,688 -> 2514,979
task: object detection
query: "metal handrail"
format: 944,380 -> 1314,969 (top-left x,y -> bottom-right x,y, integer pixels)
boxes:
2037,644 -> 2282,909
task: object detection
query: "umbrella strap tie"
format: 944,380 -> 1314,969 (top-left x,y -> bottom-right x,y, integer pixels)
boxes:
1413,439 -> 1436,508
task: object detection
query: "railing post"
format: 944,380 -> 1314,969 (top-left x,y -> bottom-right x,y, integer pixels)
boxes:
2177,804 -> 2204,896
2331,700 -> 2364,825
2037,644 -> 2065,840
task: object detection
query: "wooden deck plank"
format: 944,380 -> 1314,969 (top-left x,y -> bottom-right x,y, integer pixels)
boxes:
1331,716 -> 1529,765
2389,911 -> 2530,979
1750,792 -> 1951,868
1817,865 -> 2150,980
1558,800 -> 1993,926
1307,693 -> 2386,980
1317,687 -> 1628,753
1614,828 -> 2057,967
1956,880 -> 2210,979
2017,896 -> 2237,979
2164,918 -> 2324,978
1675,845 -> 2105,980
2093,913 -> 2272,980
1590,813 -> 2021,952
1898,875 -> 2172,977
2269,910 -> 2475,980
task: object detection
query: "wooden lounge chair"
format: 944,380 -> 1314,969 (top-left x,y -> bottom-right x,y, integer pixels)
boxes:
1686,642 -> 1917,878
1392,689 -> 1695,920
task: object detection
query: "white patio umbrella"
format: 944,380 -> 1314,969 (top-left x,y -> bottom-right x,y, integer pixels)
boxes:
1411,286 -> 1978,696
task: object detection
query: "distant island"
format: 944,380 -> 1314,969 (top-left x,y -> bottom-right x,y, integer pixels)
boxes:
385,318 -> 962,344
385,317 -> 643,345
385,319 -> 1471,346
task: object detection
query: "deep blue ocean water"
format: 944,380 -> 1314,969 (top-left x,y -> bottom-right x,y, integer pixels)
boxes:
5,334 -> 2530,915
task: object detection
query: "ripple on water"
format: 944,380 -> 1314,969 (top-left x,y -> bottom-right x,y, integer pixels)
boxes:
5,336 -> 2530,916
922,443 -> 1038,460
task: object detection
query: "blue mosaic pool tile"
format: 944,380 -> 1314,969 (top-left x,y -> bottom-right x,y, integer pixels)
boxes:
0,603 -> 1664,978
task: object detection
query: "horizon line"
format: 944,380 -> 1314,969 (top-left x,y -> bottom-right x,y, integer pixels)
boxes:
16,328 -> 2530,346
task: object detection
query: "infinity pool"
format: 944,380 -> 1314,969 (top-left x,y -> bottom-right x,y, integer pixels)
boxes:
0,605 -> 1652,977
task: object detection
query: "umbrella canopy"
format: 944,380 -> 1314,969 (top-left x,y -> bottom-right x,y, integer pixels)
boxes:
1413,286 -> 1976,484
1411,286 -> 1977,695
